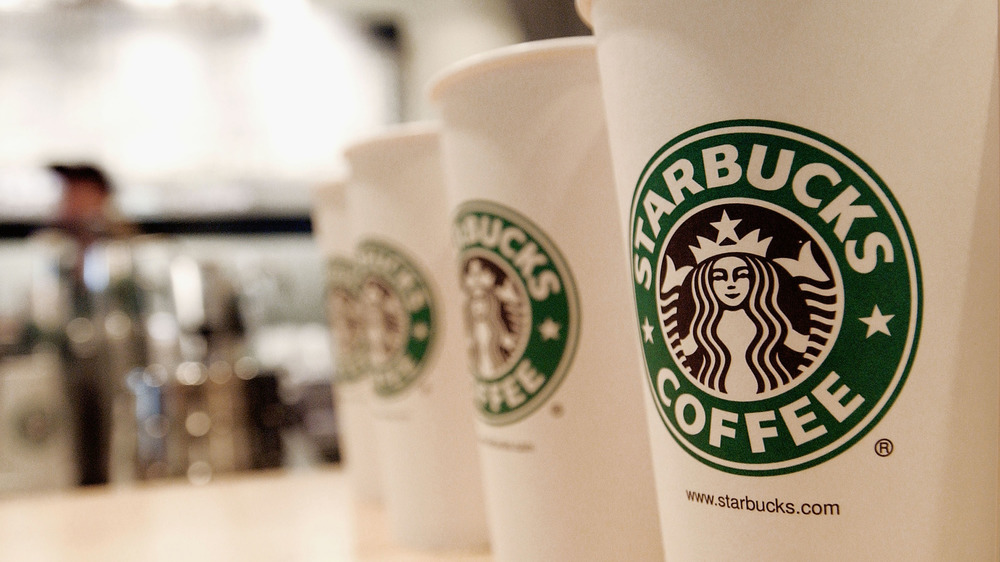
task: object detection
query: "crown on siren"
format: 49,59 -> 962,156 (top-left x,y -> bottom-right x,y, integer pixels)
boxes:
689,210 -> 772,263
464,258 -> 496,293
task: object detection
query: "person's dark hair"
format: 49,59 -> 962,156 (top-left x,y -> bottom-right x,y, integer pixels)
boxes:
48,163 -> 113,195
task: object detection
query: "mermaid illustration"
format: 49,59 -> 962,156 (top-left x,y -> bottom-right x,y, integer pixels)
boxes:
461,257 -> 529,380
359,277 -> 408,369
660,207 -> 841,401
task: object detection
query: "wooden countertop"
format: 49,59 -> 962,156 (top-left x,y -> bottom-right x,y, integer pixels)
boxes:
0,467 -> 493,562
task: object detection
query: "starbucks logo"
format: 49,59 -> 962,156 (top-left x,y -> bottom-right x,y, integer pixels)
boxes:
454,201 -> 579,424
355,239 -> 436,397
630,120 -> 921,475
325,257 -> 366,384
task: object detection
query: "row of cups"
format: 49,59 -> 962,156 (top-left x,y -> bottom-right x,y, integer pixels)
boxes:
314,36 -> 662,560
313,2 -> 999,560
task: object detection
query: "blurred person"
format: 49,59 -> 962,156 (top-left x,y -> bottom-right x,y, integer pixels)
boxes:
47,162 -> 136,486
50,164 -> 134,275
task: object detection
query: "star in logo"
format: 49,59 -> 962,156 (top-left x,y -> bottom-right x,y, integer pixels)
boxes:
412,323 -> 429,340
538,318 -> 561,341
859,305 -> 894,338
641,317 -> 655,343
711,210 -> 742,243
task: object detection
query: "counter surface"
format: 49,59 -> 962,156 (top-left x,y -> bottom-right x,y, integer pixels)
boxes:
0,467 -> 493,562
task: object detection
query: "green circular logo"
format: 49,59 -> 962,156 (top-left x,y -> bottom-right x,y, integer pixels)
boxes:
453,201 -> 580,425
355,239 -> 437,397
630,120 -> 921,475
324,256 -> 367,384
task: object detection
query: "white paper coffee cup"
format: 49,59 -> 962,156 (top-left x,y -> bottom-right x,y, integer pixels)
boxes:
579,1 -> 999,559
429,37 -> 664,562
311,182 -> 382,505
343,123 -> 490,551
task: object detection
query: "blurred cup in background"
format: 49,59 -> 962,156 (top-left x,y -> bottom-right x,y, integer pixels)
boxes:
430,37 -> 664,562
344,123 -> 490,552
310,181 -> 382,505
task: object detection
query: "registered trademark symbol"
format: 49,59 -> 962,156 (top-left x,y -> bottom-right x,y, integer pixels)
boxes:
874,438 -> 894,457
550,403 -> 564,418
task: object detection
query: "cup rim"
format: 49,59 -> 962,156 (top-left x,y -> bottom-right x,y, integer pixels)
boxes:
575,0 -> 593,27
342,120 -> 440,163
310,179 -> 347,204
426,36 -> 596,104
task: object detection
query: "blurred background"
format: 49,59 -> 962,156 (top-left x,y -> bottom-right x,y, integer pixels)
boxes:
0,0 -> 587,496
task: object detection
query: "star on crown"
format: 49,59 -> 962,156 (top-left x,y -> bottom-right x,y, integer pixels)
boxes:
464,259 -> 496,293
689,211 -> 772,263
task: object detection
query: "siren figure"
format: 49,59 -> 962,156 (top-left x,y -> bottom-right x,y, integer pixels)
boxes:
663,209 -> 836,400
462,257 -> 528,380
679,253 -> 810,399
360,278 -> 407,369
464,259 -> 506,378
